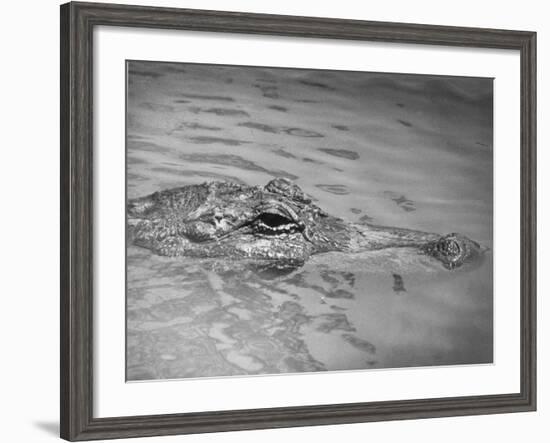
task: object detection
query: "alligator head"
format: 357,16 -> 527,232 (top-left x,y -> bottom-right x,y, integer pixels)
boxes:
128,178 -> 484,269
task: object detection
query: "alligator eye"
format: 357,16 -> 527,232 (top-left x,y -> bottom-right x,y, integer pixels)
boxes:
254,212 -> 299,234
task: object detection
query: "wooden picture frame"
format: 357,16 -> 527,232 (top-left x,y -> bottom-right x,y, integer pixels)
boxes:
60,1 -> 536,440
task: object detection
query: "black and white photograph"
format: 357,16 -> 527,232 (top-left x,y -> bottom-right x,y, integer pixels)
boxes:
125,60 -> 494,381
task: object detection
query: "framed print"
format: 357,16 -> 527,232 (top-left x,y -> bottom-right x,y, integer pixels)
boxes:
60,2 -> 536,441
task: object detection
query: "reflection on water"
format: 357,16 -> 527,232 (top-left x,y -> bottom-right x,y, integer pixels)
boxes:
126,61 -> 493,381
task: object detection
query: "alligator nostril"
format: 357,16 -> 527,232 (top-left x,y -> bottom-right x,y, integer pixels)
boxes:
444,240 -> 461,256
423,234 -> 471,270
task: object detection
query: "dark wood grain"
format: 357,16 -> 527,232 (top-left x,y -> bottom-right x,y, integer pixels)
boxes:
60,2 -> 537,441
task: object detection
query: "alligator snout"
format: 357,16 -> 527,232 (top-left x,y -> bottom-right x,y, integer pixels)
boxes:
423,233 -> 483,270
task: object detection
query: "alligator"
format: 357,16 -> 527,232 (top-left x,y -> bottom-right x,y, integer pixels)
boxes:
127,177 -> 484,270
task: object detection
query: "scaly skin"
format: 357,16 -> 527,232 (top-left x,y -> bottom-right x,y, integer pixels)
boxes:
128,178 -> 484,270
